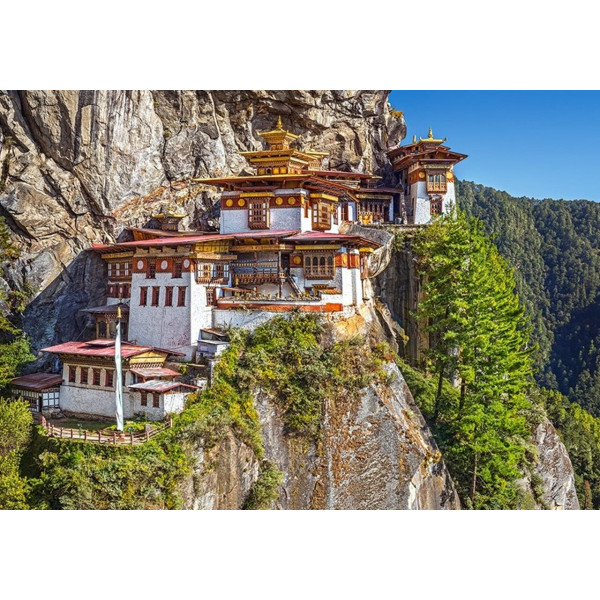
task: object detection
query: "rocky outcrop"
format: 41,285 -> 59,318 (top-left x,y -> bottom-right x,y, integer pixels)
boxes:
373,231 -> 425,362
0,90 -> 405,352
183,430 -> 260,510
255,362 -> 459,510
532,421 -> 580,510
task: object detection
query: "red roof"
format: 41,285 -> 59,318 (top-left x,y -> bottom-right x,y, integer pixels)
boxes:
10,373 -> 63,391
41,339 -> 180,358
285,232 -> 381,248
92,230 -> 301,252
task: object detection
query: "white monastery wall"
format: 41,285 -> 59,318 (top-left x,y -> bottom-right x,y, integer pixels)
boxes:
128,271 -> 195,358
59,384 -> 135,419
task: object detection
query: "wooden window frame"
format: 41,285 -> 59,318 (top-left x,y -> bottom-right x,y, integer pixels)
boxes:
151,286 -> 160,307
303,253 -> 335,279
140,392 -> 147,407
140,286 -> 148,306
248,198 -> 270,230
430,197 -> 443,216
153,393 -> 160,408
172,260 -> 183,279
92,369 -> 101,386
147,260 -> 156,279
177,286 -> 186,307
165,286 -> 174,306
312,201 -> 331,231
426,172 -> 447,193
206,288 -> 216,306
80,368 -> 88,385
68,365 -> 77,383
105,370 -> 114,388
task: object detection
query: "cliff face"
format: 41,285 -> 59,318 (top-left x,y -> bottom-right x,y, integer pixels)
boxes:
257,361 -> 459,510
0,90 -> 405,351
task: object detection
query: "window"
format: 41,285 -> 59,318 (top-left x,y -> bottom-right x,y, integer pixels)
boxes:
214,264 -> 228,280
304,253 -> 335,279
105,370 -> 114,388
81,368 -> 89,385
115,263 -> 121,277
206,288 -> 215,306
165,286 -> 173,306
152,286 -> 160,306
197,263 -> 212,282
107,264 -> 113,278
430,198 -> 443,216
68,365 -> 77,383
153,393 -> 160,408
248,198 -> 270,229
141,392 -> 147,407
426,172 -> 447,193
178,286 -> 186,307
123,262 -> 130,276
93,369 -> 101,386
147,259 -> 156,279
341,203 -> 349,222
312,201 -> 331,231
140,286 -> 148,306
172,260 -> 183,278
42,391 -> 59,409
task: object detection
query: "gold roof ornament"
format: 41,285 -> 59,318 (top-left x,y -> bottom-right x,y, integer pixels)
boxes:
258,117 -> 300,148
412,135 -> 417,143
418,128 -> 446,144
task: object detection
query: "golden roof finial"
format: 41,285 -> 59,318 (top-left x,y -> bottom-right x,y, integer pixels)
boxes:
428,127 -> 433,139
276,115 -> 283,130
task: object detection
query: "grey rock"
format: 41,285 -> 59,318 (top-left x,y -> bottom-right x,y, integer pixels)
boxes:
532,420 -> 580,510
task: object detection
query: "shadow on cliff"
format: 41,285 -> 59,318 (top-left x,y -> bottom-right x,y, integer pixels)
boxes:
22,250 -> 107,372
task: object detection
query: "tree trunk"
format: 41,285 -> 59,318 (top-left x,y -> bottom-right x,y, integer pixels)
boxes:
432,360 -> 445,424
471,452 -> 478,506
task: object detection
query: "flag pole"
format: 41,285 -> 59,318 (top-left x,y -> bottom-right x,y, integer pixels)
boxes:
115,303 -> 124,432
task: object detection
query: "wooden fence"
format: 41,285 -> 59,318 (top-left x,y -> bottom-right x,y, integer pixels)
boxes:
39,416 -> 173,446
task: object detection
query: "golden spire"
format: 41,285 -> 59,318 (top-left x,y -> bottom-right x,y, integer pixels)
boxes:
276,115 -> 283,130
428,127 -> 433,139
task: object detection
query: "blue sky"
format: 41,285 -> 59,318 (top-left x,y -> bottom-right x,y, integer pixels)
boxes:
388,91 -> 600,202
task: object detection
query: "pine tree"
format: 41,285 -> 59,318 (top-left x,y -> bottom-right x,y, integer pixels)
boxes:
413,210 -> 534,508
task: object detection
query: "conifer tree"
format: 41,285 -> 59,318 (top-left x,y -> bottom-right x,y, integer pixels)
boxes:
413,210 -> 534,508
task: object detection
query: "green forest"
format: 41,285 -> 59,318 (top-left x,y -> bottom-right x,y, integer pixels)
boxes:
456,181 -> 600,507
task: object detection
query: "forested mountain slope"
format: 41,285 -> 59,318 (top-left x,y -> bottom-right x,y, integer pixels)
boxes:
458,180 -> 600,416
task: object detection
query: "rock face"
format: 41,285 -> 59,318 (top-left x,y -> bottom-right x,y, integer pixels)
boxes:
255,362 -> 459,510
0,90 -> 405,352
532,421 -> 580,510
183,431 -> 260,510
373,231 -> 425,362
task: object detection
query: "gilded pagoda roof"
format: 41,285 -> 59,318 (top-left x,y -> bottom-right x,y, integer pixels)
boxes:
258,115 -> 300,143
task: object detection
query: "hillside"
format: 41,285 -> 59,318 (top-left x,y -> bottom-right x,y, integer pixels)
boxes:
458,180 -> 600,416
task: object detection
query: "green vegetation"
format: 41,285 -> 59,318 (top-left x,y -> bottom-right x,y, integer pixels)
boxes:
458,180 -> 600,416
409,210 -> 536,508
0,400 -> 33,509
21,313 -> 388,509
243,460 -> 283,510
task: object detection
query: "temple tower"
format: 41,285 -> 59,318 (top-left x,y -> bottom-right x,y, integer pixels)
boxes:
387,129 -> 467,225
